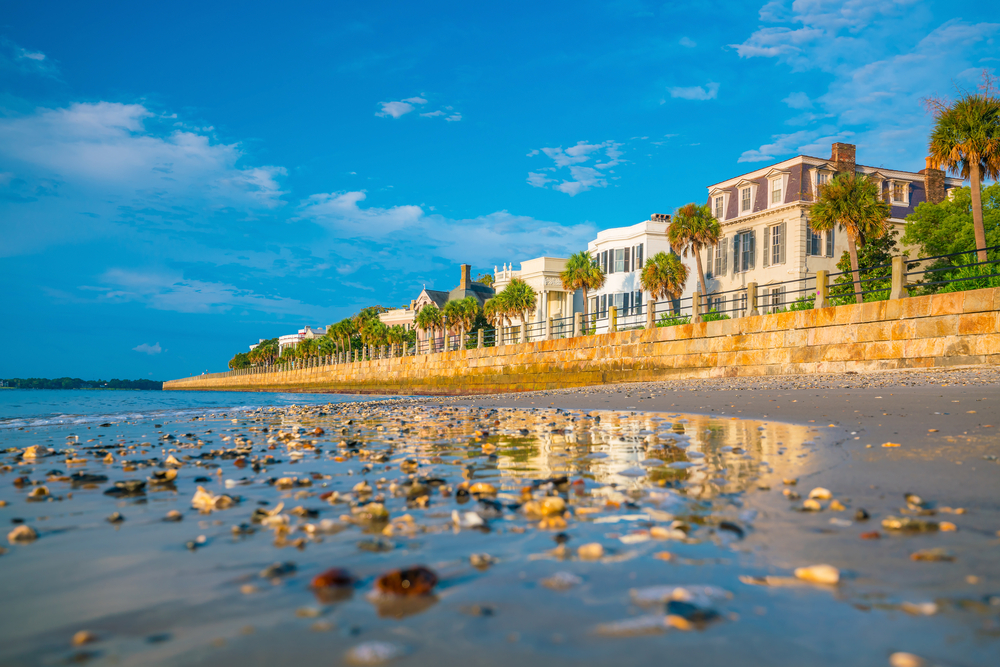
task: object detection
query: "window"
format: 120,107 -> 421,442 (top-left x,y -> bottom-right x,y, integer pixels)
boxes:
614,248 -> 625,273
600,294 -> 607,315
733,230 -> 755,273
826,226 -> 835,257
771,179 -> 782,204
714,196 -> 724,219
706,245 -> 713,279
634,290 -> 643,315
634,243 -> 643,270
741,187 -> 751,212
807,228 -> 823,256
817,172 -> 828,192
714,237 -> 728,277
591,297 -> 598,315
601,250 -> 608,274
710,295 -> 725,314
763,222 -> 786,267
892,181 -> 907,204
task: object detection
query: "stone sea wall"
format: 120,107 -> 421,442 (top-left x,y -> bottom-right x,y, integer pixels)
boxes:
164,286 -> 1000,395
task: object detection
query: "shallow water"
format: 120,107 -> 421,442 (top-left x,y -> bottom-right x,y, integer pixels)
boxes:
0,401 -> 997,666
0,389 -> 374,430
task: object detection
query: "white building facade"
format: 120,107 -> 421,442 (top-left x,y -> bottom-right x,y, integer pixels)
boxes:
493,256 -> 584,328
586,215 -> 697,329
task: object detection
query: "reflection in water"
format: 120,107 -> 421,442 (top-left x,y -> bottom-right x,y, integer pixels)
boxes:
0,403 -> 991,667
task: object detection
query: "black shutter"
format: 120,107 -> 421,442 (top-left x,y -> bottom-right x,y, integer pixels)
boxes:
706,244 -> 714,278
637,243 -> 643,268
826,228 -> 835,257
624,247 -> 630,273
733,234 -> 741,273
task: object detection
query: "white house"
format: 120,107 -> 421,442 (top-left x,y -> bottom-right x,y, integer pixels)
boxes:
492,256 -> 584,328
277,325 -> 327,353
586,214 -> 698,329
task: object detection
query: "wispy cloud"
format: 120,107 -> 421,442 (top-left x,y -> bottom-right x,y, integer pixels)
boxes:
0,39 -> 60,78
668,82 -> 719,100
679,36 -> 696,48
132,342 -> 162,355
377,97 -> 462,121
526,140 -> 624,196
732,1 -> 1000,166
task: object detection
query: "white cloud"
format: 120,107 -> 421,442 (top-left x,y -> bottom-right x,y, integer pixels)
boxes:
377,97 -> 461,121
0,39 -> 59,78
132,342 -> 162,355
738,129 -> 854,162
0,102 -> 285,206
732,1 -> 1000,167
527,140 -> 624,196
376,100 -> 420,118
296,189 -> 597,268
668,82 -> 720,100
782,92 -> 813,109
679,37 -> 696,48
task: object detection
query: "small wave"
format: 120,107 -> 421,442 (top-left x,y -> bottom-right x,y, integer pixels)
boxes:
0,405 -> 261,430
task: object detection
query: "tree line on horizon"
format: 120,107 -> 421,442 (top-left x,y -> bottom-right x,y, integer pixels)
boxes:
2,377 -> 164,390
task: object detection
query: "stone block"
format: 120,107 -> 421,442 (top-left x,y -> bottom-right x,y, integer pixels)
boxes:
930,291 -> 965,316
914,316 -> 959,339
958,312 -> 998,336
900,296 -> 931,320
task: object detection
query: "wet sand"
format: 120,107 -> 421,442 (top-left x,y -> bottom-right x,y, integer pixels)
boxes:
1,369 -> 998,667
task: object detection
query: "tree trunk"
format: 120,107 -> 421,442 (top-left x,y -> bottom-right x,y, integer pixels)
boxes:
970,162 -> 988,264
695,246 -> 708,298
848,234 -> 863,305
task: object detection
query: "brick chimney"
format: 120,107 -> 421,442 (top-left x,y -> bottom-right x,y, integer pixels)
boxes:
831,143 -> 856,175
923,156 -> 946,205
459,264 -> 471,289
651,213 -> 671,222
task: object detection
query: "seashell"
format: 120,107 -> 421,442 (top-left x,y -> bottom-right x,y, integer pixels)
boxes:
794,564 -> 840,585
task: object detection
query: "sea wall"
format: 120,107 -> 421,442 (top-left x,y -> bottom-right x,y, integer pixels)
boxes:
164,287 -> 1000,395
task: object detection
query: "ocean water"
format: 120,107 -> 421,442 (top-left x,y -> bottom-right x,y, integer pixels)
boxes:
0,389 -> 377,430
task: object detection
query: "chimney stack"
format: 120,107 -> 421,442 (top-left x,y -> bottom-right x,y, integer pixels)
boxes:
831,143 -> 856,175
460,264 -> 471,289
651,213 -> 671,223
923,156 -> 945,205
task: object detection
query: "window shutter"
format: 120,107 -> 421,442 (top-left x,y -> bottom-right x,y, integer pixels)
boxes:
826,228 -> 835,257
763,226 -> 770,267
779,222 -> 786,264
706,245 -> 714,278
732,234 -> 741,273
721,238 -> 728,276
806,226 -> 812,256
624,247 -> 630,273
637,243 -> 643,268
749,230 -> 756,270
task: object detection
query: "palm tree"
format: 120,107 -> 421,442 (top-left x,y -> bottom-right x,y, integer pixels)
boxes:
927,81 -> 1000,263
640,252 -> 690,315
668,203 -> 720,297
415,303 -> 443,352
810,172 -> 891,304
441,300 -> 463,339
560,250 -> 606,318
498,278 -> 537,327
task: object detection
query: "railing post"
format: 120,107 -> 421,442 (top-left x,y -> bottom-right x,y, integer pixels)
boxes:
747,282 -> 759,317
519,322 -> 527,345
646,300 -> 656,329
546,316 -> 553,341
609,306 -> 618,333
573,312 -> 582,337
815,270 -> 828,308
477,328 -> 484,349
890,256 -> 908,300
691,292 -> 702,324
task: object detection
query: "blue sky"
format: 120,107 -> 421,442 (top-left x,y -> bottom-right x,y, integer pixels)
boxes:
1,0 -> 997,379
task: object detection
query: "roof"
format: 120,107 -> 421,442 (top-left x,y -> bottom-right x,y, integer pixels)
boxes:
448,282 -> 495,306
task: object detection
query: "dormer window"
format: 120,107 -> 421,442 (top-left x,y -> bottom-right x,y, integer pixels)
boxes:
771,179 -> 782,204
741,187 -> 751,212
714,196 -> 724,219
891,181 -> 909,205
